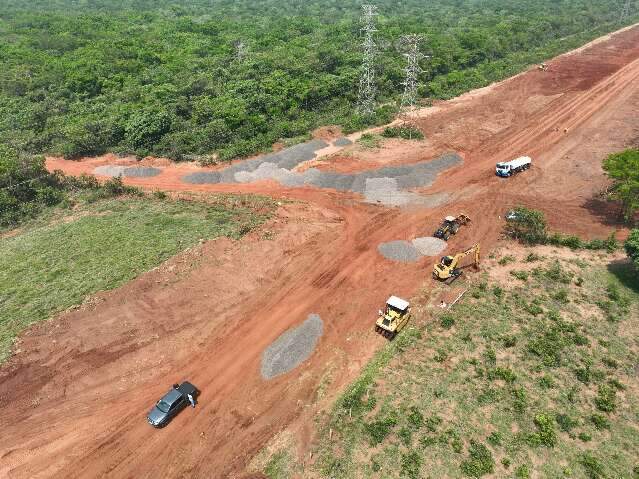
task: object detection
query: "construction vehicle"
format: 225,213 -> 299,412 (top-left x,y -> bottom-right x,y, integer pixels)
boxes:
433,243 -> 480,284
496,156 -> 532,177
375,296 -> 411,339
434,214 -> 471,240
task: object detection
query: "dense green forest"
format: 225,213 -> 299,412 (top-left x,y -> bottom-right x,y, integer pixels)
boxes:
0,0 -> 636,161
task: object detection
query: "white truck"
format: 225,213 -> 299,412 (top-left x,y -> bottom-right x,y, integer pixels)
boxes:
495,156 -> 532,177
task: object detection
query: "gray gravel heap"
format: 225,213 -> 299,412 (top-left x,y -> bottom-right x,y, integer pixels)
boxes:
378,240 -> 422,263
121,166 -> 161,177
261,314 -> 323,380
412,237 -> 448,256
93,165 -> 161,178
181,140 -> 462,207
333,137 -> 353,146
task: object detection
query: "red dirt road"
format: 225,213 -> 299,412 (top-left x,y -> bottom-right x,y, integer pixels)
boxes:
2,24 -> 639,479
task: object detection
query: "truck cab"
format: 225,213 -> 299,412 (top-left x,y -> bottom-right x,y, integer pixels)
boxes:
495,162 -> 512,177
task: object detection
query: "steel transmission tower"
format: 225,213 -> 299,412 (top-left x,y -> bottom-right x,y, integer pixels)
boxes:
358,4 -> 379,116
399,34 -> 426,113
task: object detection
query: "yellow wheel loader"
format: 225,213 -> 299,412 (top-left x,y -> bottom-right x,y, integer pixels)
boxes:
375,296 -> 411,339
433,243 -> 480,284
434,214 -> 471,241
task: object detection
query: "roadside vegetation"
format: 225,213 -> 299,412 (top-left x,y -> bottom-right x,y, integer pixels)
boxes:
294,245 -> 638,478
0,1 -> 635,161
0,189 -> 276,362
603,148 -> 639,223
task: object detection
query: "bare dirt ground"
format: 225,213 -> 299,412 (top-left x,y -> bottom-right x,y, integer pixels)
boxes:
3,24 -> 639,479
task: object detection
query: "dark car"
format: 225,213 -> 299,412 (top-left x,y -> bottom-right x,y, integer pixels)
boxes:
147,381 -> 198,428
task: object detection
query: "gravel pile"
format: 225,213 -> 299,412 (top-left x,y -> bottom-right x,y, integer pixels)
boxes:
180,136 -> 462,207
333,137 -> 353,146
93,165 -> 127,177
412,237 -> 448,256
261,314 -> 323,380
378,240 -> 422,263
93,165 -> 161,178
122,166 -> 161,177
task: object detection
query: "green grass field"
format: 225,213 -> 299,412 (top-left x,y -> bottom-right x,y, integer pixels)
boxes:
0,194 -> 275,361
261,246 -> 639,478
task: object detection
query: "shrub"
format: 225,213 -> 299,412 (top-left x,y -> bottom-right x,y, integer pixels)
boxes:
434,349 -> 448,363
510,270 -> 529,281
424,415 -> 442,432
401,451 -> 422,479
594,384 -> 616,412
525,252 -> 542,262
487,367 -> 517,383
492,286 -> 503,298
504,207 -> 547,244
527,413 -> 557,447
487,431 -> 502,446
441,313 -> 456,329
364,414 -> 398,445
502,335 -> 517,348
381,125 -> 424,140
556,413 -> 578,432
580,452 -> 606,479
590,414 -> 610,430
398,426 -> 412,446
498,255 -> 515,265
357,133 -> 382,148
515,464 -> 531,478
460,441 -> 495,477
625,229 -> 639,271
501,457 -> 511,468
579,432 -> 592,442
602,148 -> 639,222
407,406 -> 424,430
538,375 -> 555,389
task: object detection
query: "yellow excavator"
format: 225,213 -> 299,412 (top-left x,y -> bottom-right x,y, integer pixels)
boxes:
433,243 -> 480,284
375,296 -> 411,339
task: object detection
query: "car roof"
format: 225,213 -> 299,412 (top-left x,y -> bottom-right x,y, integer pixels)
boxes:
387,296 -> 409,311
161,388 -> 183,405
177,381 -> 197,396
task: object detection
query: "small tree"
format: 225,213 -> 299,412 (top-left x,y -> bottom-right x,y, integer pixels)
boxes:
625,229 -> 639,271
504,207 -> 547,244
602,148 -> 639,222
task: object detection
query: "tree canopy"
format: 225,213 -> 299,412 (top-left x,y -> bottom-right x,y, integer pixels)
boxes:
603,148 -> 639,222
0,0 -> 636,161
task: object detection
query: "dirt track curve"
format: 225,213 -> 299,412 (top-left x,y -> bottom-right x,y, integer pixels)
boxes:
2,24 -> 639,479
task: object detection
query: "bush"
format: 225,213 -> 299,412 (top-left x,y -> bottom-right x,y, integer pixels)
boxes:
487,431 -> 502,446
364,414 -> 398,445
594,384 -> 617,412
602,148 -> 639,222
590,414 -> 610,430
556,413 -> 578,432
504,207 -> 547,244
440,313 -> 456,329
511,270 -> 529,281
515,464 -> 531,478
381,125 -> 424,140
487,367 -> 517,383
460,441 -> 495,477
580,452 -> 606,479
357,133 -> 382,148
401,451 -> 422,479
625,229 -> 639,271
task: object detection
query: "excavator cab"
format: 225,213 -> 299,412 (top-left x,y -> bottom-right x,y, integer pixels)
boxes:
375,296 -> 411,339
433,243 -> 480,284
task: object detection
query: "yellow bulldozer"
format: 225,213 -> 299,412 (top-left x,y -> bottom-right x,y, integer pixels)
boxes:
433,243 -> 480,284
375,296 -> 411,339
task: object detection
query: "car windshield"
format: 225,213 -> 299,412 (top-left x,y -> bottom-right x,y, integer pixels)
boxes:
156,400 -> 171,413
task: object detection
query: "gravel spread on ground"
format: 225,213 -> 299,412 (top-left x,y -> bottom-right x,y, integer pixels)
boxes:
93,165 -> 161,177
333,137 -> 353,146
182,140 -> 462,207
260,314 -> 323,380
377,240 -> 422,262
412,237 -> 448,256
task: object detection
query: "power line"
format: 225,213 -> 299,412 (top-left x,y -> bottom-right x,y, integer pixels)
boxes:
358,4 -> 378,116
